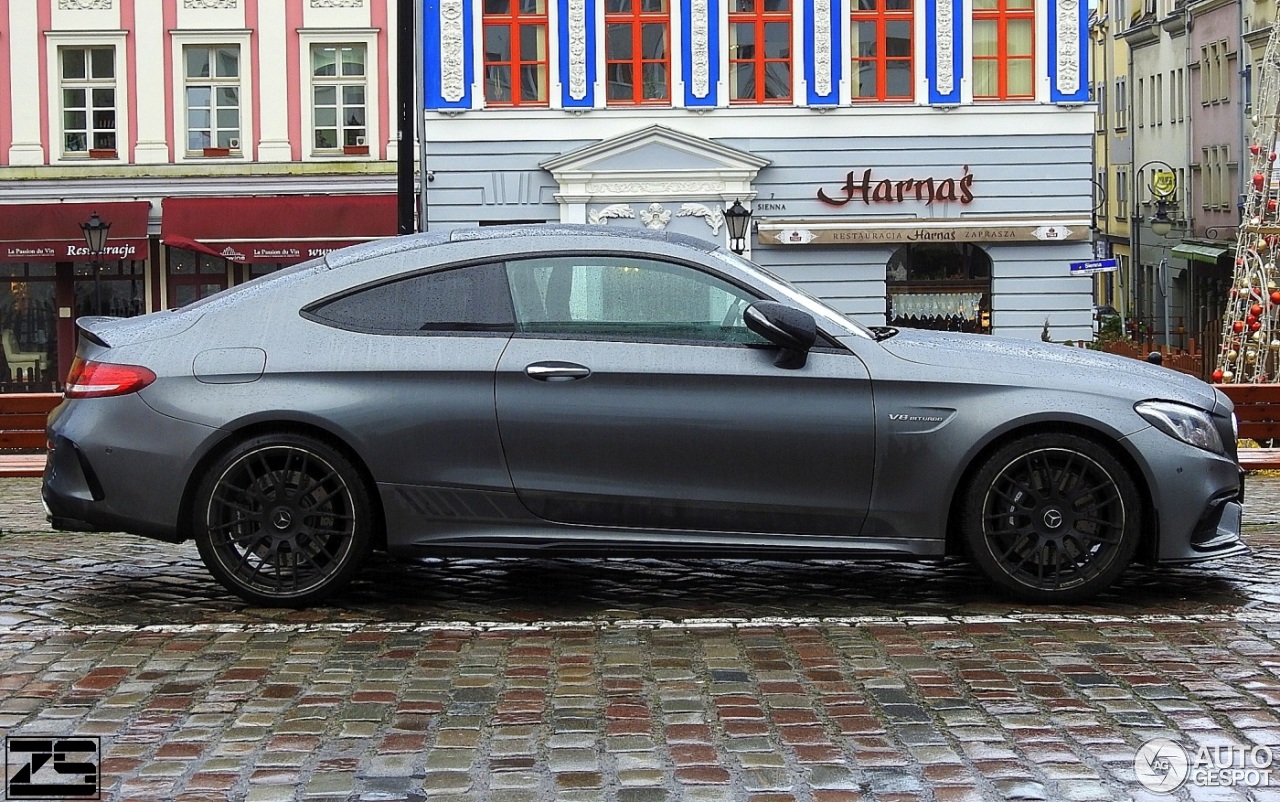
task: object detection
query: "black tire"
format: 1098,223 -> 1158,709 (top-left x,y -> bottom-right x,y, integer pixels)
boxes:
192,432 -> 373,606
960,433 -> 1141,603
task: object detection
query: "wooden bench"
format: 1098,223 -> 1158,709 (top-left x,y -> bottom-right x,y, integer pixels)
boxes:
1214,383 -> 1280,470
0,393 -> 61,477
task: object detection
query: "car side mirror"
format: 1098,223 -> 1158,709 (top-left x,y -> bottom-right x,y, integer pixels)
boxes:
744,301 -> 817,369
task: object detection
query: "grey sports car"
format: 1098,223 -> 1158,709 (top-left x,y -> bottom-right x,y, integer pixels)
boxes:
43,225 -> 1246,606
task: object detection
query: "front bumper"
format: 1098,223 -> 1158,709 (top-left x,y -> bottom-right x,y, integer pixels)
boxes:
1122,427 -> 1249,564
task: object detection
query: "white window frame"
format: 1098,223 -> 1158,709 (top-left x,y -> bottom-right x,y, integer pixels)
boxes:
298,29 -> 380,161
44,31 -> 129,164
170,30 -> 253,162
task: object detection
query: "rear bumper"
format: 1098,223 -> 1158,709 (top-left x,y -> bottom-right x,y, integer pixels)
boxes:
42,394 -> 221,543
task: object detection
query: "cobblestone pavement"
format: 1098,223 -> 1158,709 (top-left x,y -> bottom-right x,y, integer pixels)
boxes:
0,476 -> 1278,801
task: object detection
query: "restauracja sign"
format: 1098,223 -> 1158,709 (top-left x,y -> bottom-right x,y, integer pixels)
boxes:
65,243 -> 138,258
818,166 -> 975,207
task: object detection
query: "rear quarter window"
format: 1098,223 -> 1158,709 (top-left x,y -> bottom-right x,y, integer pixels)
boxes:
305,263 -> 515,334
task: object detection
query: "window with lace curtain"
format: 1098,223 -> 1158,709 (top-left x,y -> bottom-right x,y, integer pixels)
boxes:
973,0 -> 1034,100
850,0 -> 913,101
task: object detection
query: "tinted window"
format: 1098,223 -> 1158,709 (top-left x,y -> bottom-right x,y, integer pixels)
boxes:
505,256 -> 765,344
309,263 -> 514,333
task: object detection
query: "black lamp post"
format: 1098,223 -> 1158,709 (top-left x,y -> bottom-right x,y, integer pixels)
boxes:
80,211 -> 111,316
724,200 -> 752,255
1130,160 -> 1177,342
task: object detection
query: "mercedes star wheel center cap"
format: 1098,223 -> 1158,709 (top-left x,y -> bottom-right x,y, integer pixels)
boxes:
271,509 -> 293,531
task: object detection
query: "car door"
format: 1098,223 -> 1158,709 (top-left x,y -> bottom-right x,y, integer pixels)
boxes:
302,261 -> 515,496
494,253 -> 876,537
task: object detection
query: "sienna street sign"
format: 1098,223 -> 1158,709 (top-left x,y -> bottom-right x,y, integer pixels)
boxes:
1069,258 -> 1120,275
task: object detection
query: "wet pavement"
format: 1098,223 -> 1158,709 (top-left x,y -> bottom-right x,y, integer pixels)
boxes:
0,476 -> 1278,801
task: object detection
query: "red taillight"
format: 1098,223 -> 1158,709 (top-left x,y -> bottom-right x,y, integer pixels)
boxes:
64,357 -> 157,399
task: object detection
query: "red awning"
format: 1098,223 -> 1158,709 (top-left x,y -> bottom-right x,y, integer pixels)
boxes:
161,195 -> 398,264
0,201 -> 151,262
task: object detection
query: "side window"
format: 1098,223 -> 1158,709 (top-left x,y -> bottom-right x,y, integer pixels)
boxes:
505,256 -> 766,344
307,263 -> 514,333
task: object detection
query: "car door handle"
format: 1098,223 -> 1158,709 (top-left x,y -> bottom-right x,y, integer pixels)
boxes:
525,361 -> 592,382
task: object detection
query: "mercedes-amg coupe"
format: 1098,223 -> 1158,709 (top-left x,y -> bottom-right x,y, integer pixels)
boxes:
43,225 -> 1247,606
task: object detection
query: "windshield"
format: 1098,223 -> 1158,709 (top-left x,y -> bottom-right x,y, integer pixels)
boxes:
708,249 -> 874,340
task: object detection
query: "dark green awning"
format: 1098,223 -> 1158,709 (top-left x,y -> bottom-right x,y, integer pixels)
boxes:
1171,243 -> 1230,264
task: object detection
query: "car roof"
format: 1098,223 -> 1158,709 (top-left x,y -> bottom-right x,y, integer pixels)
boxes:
325,223 -> 719,269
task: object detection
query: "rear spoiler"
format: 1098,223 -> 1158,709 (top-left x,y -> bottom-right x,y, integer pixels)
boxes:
73,312 -> 202,350
75,317 -> 114,348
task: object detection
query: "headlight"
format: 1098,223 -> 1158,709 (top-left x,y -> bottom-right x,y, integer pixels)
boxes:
1135,400 -> 1225,454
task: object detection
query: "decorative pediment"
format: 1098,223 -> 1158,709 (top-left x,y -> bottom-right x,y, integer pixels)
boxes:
541,125 -> 769,204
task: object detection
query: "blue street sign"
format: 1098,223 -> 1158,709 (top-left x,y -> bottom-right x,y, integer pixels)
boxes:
1069,258 -> 1119,275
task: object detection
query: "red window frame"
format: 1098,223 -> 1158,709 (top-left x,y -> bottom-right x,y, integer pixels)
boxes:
728,2 -> 793,104
973,0 -> 1035,100
850,0 -> 914,102
482,1 -> 549,107
604,2 -> 671,105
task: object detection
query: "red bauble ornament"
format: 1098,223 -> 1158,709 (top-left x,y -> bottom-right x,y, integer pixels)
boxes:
1252,321 -> 1263,331
1253,144 -> 1263,156
1252,304 -> 1264,316
1270,291 -> 1280,304
1270,199 -> 1278,213
1271,152 -> 1277,162
1247,315 -> 1258,326
1257,173 -> 1268,190
1235,321 -> 1246,333
1213,369 -> 1225,382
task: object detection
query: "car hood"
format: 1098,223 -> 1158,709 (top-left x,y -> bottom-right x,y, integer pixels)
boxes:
873,328 -> 1221,410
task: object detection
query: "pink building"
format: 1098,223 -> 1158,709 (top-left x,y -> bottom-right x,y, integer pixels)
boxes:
0,0 -> 402,390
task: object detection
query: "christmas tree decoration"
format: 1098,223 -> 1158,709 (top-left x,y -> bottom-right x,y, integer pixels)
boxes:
1216,28 -> 1280,384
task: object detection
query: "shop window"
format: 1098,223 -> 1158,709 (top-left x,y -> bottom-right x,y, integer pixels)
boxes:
312,44 -> 367,151
729,0 -> 793,104
483,0 -> 549,106
605,0 -> 671,105
973,0 -> 1034,100
60,46 -> 117,157
185,45 -> 241,153
886,243 -> 992,334
0,264 -> 57,389
850,0 -> 913,101
75,259 -> 146,319
168,249 -> 229,308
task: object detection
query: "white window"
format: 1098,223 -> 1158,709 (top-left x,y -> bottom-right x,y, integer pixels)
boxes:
1115,167 -> 1127,221
312,44 -> 367,152
185,45 -> 241,153
1154,72 -> 1162,125
1220,42 -> 1233,102
1114,76 -> 1127,130
60,46 -> 116,156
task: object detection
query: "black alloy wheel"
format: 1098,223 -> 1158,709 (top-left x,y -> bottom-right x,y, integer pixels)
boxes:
961,433 -> 1141,602
193,433 -> 373,606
